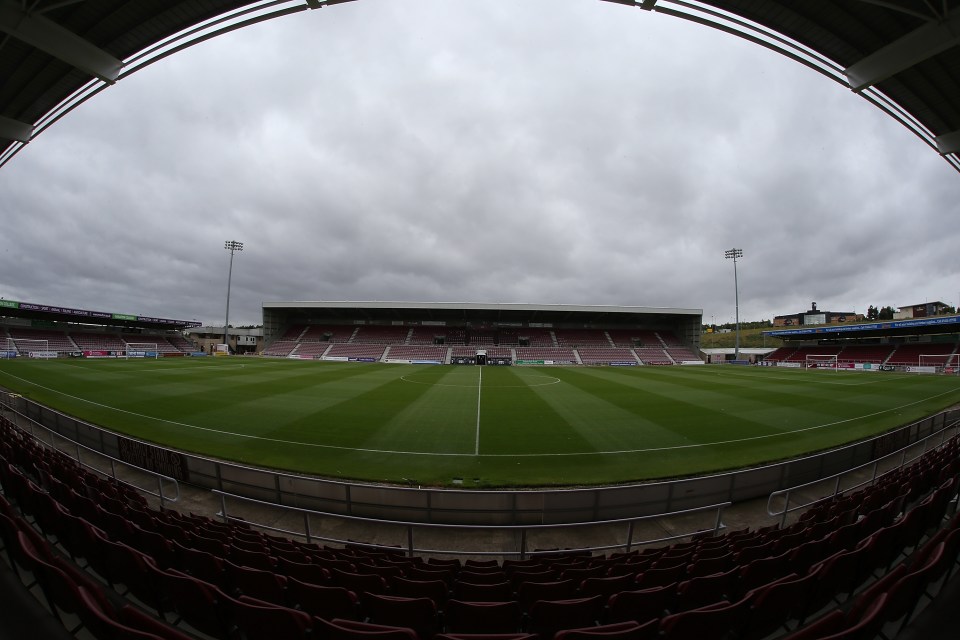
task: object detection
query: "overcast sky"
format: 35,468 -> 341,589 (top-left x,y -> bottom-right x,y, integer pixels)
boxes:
2,0 -> 958,328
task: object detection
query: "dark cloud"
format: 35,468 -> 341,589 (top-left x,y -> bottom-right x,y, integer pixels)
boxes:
1,0 -> 958,327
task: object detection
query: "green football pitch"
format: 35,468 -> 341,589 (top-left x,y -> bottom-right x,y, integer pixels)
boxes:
1,357 -> 958,487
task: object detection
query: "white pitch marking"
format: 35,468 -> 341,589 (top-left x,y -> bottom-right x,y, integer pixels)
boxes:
475,366 -> 482,456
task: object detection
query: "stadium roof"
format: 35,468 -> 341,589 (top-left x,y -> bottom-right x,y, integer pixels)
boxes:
263,301 -> 701,325
0,298 -> 201,329
1,1 -> 959,172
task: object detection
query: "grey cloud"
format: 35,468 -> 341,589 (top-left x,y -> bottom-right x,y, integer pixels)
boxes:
1,0 -> 958,327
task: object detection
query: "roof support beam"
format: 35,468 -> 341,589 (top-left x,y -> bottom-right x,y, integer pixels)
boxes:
0,115 -> 32,142
936,130 -> 960,155
0,1 -> 121,83
844,8 -> 960,91
307,0 -> 359,6
596,1 -> 660,11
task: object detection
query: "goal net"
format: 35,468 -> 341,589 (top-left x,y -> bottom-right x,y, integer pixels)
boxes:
0,337 -> 17,358
125,342 -> 159,359
805,354 -> 839,370
947,354 -> 960,375
920,353 -> 960,375
12,338 -> 56,359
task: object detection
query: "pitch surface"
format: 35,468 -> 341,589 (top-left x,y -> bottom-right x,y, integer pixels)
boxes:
1,358 -> 957,486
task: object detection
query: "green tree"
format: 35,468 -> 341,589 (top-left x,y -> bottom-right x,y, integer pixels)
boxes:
878,305 -> 895,320
867,305 -> 878,320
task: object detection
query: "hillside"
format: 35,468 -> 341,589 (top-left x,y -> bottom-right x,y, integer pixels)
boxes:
699,326 -> 782,349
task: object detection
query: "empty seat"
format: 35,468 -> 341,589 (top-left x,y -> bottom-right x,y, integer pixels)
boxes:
314,617 -> 418,640
554,620 -> 660,640
285,576 -> 359,621
362,593 -> 439,638
444,599 -> 523,634
225,593 -> 313,640
527,595 -> 605,640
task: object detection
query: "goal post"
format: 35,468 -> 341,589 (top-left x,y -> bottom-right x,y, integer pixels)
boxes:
125,342 -> 159,359
947,354 -> 960,375
805,354 -> 839,370
921,353 -> 960,375
12,338 -> 56,359
0,337 -> 17,359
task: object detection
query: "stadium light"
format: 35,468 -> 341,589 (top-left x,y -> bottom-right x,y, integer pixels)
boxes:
223,240 -> 243,351
724,248 -> 744,361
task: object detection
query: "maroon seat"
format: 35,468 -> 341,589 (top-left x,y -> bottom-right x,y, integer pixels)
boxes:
578,574 -> 637,599
390,576 -> 450,607
516,579 -> 578,612
224,559 -> 288,605
313,617 -> 419,640
226,594 -> 313,640
606,584 -> 677,624
554,620 -> 660,640
452,580 -> 515,603
658,597 -> 752,640
674,567 -> 740,612
156,568 -> 233,639
526,595 -> 606,640
286,576 -> 359,621
443,599 -> 523,634
361,593 -> 439,638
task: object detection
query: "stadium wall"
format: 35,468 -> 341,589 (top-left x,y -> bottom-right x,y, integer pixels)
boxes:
6,393 -> 956,526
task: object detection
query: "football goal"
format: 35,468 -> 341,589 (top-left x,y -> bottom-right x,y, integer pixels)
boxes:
920,353 -> 960,375
805,354 -> 839,370
125,342 -> 159,359
948,354 -> 960,375
12,338 -> 57,359
0,337 -> 17,358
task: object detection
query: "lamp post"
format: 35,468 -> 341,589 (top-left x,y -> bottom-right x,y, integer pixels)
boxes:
223,240 -> 243,351
724,248 -> 743,361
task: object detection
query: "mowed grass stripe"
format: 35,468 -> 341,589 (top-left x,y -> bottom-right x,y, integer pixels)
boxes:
681,367 -> 955,433
1,358 -> 958,486
521,368 -> 702,452
478,367 -> 598,455
552,367 -> 812,443
341,366 -> 479,454
145,363 -> 406,444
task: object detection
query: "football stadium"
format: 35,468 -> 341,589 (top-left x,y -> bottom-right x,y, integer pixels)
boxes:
3,2 -> 960,640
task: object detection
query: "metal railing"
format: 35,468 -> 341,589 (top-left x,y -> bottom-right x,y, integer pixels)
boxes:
767,418 -> 960,526
0,395 -> 180,507
213,488 -> 730,559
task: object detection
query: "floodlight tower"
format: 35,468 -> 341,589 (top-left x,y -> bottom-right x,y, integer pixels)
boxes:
223,240 -> 243,351
724,248 -> 744,361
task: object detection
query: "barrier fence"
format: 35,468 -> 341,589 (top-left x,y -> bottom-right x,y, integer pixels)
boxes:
0,396 -> 180,508
767,417 -> 960,526
212,488 -> 731,559
2,390 -> 957,527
